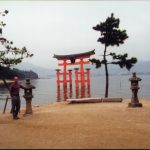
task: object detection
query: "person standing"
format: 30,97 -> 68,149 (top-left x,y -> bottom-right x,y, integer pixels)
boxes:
10,75 -> 24,120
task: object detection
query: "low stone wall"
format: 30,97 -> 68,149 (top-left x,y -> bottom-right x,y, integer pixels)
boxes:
67,97 -> 123,104
67,98 -> 102,104
102,98 -> 123,102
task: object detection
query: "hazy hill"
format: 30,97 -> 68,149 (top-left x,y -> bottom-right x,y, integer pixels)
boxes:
0,67 -> 38,80
90,60 -> 150,76
15,62 -> 55,78
14,61 -> 150,78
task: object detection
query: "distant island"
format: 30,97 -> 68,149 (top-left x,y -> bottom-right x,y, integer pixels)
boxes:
0,67 -> 39,80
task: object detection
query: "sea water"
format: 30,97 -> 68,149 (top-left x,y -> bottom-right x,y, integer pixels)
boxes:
0,75 -> 150,110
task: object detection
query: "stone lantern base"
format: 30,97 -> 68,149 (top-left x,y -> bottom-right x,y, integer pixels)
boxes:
23,96 -> 33,116
128,102 -> 143,107
25,99 -> 32,114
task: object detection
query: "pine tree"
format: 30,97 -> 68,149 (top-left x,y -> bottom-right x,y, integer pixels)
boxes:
0,10 -> 33,90
90,13 -> 137,97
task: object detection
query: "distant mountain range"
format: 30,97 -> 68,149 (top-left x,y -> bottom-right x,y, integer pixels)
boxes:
90,60 -> 150,76
14,60 -> 150,78
0,67 -> 38,80
15,62 -> 55,78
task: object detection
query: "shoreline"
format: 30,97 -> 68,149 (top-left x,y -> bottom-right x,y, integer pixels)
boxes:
1,99 -> 150,149
0,80 -> 13,85
0,78 -> 39,84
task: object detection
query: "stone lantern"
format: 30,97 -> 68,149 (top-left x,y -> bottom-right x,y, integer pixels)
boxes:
23,79 -> 35,115
128,72 -> 142,107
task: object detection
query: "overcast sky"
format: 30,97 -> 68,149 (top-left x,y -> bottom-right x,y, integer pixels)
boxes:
0,1 -> 150,69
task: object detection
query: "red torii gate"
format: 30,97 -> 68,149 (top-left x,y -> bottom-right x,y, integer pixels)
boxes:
53,50 -> 95,87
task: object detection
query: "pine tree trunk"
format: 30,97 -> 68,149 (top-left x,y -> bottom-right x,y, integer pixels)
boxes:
104,45 -> 109,98
104,62 -> 109,98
